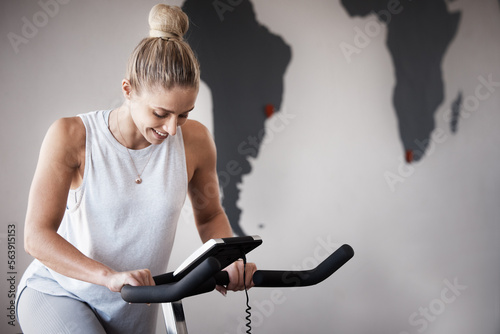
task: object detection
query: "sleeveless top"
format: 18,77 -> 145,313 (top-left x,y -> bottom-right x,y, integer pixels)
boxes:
17,110 -> 188,333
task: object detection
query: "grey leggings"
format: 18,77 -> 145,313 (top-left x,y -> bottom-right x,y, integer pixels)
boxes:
17,287 -> 107,334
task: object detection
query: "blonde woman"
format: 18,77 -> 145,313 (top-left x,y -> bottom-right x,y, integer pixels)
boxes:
16,4 -> 256,333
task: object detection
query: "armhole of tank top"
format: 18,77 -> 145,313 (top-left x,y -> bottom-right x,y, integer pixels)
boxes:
66,114 -> 91,212
177,125 -> 189,193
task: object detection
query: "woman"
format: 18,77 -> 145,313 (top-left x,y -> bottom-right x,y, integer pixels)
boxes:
16,4 -> 255,333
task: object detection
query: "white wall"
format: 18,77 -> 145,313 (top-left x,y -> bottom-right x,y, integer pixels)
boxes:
1,0 -> 499,333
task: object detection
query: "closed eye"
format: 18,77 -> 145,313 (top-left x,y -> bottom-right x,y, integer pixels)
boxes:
153,111 -> 168,119
153,112 -> 189,119
152,106 -> 193,119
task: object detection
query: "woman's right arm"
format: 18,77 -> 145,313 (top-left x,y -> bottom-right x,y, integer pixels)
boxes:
24,117 -> 154,292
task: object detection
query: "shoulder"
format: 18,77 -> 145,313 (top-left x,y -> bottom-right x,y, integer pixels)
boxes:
48,116 -> 85,146
50,116 -> 85,134
181,120 -> 217,178
181,119 -> 215,152
43,116 -> 86,167
181,119 -> 212,140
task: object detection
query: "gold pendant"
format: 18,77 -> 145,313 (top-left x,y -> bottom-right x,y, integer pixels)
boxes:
135,177 -> 142,184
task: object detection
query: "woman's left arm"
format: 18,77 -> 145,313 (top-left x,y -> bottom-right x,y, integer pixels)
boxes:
184,120 -> 232,241
183,120 -> 256,292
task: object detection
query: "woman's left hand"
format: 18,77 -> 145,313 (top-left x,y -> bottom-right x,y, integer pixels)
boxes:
216,260 -> 257,296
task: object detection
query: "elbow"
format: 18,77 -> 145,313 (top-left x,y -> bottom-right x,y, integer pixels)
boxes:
24,232 -> 34,257
24,223 -> 60,260
24,217 -> 61,260
24,227 -> 41,258
24,243 -> 34,257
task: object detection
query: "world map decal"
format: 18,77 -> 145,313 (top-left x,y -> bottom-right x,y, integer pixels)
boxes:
182,0 -> 291,235
181,0 -> 484,234
341,0 -> 461,163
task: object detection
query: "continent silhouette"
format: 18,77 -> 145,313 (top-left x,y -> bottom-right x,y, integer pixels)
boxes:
182,0 -> 291,235
342,0 -> 460,162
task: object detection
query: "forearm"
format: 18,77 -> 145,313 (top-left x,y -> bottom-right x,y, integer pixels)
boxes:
25,226 -> 115,287
195,210 -> 233,243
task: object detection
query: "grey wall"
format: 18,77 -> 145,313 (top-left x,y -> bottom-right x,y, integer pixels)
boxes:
1,0 -> 499,333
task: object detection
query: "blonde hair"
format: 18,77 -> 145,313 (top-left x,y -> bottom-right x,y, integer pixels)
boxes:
126,4 -> 200,94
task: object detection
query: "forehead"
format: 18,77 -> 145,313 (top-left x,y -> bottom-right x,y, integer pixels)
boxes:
140,86 -> 198,110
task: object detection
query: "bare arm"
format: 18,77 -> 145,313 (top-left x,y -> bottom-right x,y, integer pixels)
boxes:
184,120 -> 232,241
24,118 -> 154,292
184,120 -> 256,292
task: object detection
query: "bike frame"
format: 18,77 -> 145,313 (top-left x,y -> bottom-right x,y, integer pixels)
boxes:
163,301 -> 188,334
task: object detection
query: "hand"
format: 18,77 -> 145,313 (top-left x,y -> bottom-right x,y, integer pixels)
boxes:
106,269 -> 155,293
216,260 -> 257,296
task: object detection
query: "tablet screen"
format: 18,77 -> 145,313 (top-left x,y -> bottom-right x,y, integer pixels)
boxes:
173,236 -> 262,279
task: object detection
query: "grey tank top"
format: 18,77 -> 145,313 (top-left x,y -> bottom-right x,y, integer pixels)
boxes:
18,110 -> 187,333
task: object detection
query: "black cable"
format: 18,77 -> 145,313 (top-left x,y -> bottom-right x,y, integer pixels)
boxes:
242,254 -> 252,334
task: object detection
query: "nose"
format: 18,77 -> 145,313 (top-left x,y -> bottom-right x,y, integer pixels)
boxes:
163,115 -> 177,136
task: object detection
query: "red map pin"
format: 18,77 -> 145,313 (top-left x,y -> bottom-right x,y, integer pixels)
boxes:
265,104 -> 275,118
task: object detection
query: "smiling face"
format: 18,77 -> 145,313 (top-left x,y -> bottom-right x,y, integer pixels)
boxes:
123,82 -> 198,147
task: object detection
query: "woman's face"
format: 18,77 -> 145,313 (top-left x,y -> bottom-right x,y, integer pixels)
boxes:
127,85 -> 198,145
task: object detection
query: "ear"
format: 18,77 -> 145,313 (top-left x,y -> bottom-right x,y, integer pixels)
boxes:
121,79 -> 133,100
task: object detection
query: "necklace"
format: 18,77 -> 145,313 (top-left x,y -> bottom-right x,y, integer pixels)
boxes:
115,109 -> 155,184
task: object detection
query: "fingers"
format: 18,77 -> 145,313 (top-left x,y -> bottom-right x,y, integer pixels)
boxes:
107,269 -> 155,292
146,269 -> 156,286
215,284 -> 228,297
224,260 -> 240,291
244,262 -> 257,288
124,269 -> 155,287
224,260 -> 257,292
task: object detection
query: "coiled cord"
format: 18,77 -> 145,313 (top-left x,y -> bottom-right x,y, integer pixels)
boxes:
242,254 -> 252,334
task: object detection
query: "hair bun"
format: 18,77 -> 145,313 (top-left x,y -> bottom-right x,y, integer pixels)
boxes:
148,4 -> 189,40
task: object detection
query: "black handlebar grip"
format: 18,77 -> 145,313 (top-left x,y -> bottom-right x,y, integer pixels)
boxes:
214,271 -> 230,286
121,257 -> 222,303
252,244 -> 354,287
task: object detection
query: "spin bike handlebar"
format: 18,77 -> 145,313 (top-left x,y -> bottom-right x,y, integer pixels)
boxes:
121,244 -> 354,304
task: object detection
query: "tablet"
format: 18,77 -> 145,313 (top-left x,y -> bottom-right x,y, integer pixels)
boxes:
173,236 -> 262,279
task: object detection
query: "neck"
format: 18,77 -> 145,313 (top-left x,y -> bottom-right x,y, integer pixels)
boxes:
110,105 -> 150,150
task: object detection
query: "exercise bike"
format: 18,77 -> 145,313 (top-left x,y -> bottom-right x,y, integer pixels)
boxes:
121,236 -> 354,333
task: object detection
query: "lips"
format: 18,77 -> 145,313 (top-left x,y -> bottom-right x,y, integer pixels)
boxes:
152,128 -> 168,139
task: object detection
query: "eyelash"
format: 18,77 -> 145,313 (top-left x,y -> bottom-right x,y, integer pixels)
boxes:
153,111 -> 167,118
153,112 -> 189,119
